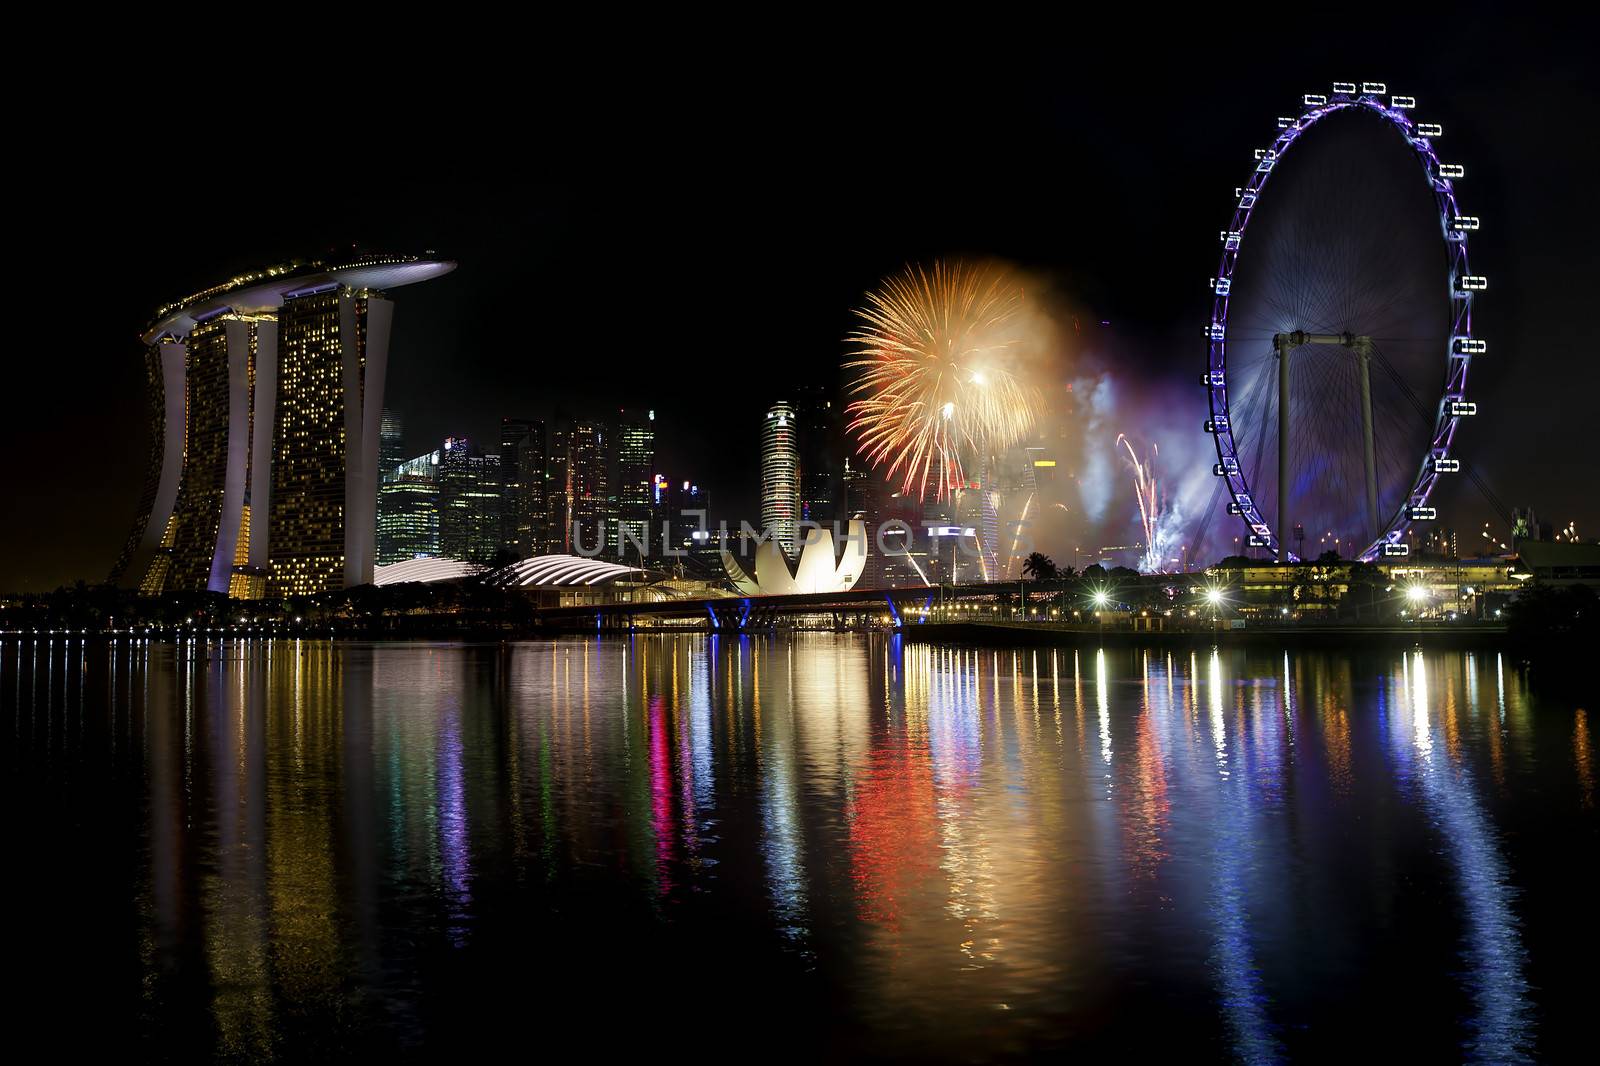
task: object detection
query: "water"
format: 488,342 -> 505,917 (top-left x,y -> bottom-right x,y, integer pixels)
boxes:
5,634 -> 1594,1061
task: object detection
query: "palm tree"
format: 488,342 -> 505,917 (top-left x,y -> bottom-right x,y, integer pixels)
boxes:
1022,552 -> 1058,581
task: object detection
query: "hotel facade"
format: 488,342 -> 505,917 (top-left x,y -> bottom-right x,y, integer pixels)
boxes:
112,253 -> 456,598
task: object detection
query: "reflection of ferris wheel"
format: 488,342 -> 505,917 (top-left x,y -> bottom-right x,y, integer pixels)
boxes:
1204,82 -> 1481,562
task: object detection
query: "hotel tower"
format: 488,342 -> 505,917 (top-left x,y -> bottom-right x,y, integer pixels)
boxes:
112,252 -> 456,598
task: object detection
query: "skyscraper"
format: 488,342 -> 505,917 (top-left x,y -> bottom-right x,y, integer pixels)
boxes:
379,410 -> 405,479
549,419 -> 611,555
377,450 -> 440,564
438,437 -> 504,564
660,477 -> 713,570
500,418 -> 548,558
614,410 -> 656,563
761,402 -> 800,557
841,455 -> 880,587
794,384 -> 840,531
112,253 -> 455,597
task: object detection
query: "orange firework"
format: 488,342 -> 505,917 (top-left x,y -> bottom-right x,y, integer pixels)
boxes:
844,260 -> 1043,500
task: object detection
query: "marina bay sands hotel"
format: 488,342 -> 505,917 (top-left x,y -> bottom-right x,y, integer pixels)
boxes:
112,252 -> 456,599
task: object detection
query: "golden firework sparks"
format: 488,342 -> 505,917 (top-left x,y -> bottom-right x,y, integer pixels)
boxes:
844,260 -> 1044,500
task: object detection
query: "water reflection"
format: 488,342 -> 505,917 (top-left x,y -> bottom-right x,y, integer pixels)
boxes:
1398,653 -> 1533,1062
3,635 -> 1588,1060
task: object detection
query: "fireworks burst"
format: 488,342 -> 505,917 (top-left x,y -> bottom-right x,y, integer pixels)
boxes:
1118,434 -> 1166,573
844,260 -> 1044,500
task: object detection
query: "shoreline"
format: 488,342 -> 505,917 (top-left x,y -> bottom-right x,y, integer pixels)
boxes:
899,620 -> 1519,649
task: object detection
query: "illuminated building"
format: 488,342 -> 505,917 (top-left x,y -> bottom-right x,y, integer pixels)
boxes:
438,437 -> 503,564
841,456 -> 882,588
377,450 -> 441,564
1423,526 -> 1458,560
614,411 -> 656,563
549,419 -> 611,555
112,253 -> 456,597
500,418 -> 548,558
761,402 -> 800,557
379,410 -> 405,478
877,490 -> 928,588
654,478 -> 719,575
722,520 -> 868,595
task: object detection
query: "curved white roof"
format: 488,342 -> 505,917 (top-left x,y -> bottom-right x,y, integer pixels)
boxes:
721,520 -> 868,595
373,558 -> 484,586
492,555 -> 657,587
144,253 -> 457,343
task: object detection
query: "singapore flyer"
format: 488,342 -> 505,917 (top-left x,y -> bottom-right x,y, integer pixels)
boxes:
1204,82 -> 1482,562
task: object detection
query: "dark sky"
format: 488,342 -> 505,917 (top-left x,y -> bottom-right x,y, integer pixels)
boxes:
4,16 -> 1595,591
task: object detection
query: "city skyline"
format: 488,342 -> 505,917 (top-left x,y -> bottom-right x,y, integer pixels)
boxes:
5,33 -> 1597,591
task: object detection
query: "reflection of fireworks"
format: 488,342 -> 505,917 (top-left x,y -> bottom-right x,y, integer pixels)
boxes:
845,260 -> 1043,500
1118,434 -> 1166,573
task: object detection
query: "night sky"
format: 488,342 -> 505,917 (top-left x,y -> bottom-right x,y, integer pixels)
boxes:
5,19 -> 1594,591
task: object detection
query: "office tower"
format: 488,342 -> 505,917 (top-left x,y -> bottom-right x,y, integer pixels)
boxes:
437,437 -> 504,564
379,410 -> 405,479
377,450 -> 441,564
794,384 -> 840,531
761,401 -> 800,557
500,417 -> 548,558
112,253 -> 456,597
549,419 -> 611,555
841,455 -> 881,588
656,477 -> 713,571
614,410 -> 656,563
953,457 -> 999,583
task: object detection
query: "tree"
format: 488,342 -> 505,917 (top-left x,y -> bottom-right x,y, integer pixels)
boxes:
1022,552 -> 1058,581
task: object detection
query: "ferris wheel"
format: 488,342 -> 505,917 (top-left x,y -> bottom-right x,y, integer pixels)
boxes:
1204,82 -> 1481,563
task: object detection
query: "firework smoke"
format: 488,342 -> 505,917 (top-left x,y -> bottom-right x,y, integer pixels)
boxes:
844,260 -> 1046,500
1075,373 -> 1116,524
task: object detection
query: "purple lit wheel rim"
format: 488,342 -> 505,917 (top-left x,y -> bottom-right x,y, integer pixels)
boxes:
1205,87 -> 1476,563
